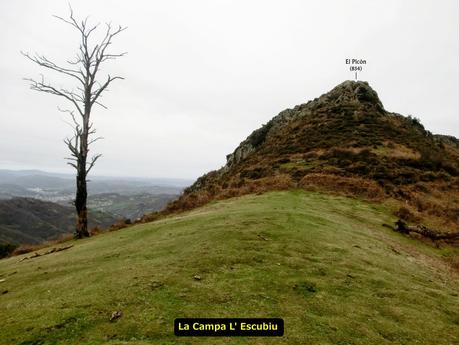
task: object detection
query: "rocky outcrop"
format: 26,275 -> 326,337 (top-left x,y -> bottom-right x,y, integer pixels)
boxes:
224,81 -> 385,169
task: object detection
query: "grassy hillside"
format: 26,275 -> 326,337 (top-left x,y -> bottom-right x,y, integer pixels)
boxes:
0,191 -> 458,344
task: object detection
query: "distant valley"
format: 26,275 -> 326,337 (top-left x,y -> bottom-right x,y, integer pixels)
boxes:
0,169 -> 191,246
87,193 -> 177,220
0,169 -> 188,203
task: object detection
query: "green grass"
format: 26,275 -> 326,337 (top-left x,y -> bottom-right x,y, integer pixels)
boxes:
0,190 -> 458,345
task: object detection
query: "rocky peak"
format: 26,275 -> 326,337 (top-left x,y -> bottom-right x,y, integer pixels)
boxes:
313,80 -> 384,112
224,81 -> 385,169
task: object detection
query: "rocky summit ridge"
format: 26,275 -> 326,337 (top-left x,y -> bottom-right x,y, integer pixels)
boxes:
225,81 -> 385,169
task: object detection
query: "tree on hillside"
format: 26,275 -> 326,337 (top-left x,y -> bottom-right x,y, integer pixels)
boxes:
22,8 -> 126,238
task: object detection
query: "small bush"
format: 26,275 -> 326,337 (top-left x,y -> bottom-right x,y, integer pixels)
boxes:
394,206 -> 419,223
406,115 -> 425,130
248,121 -> 273,148
0,242 -> 18,259
90,226 -> 104,236
108,218 -> 132,232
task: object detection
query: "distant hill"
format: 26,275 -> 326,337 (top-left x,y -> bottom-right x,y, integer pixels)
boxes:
167,81 -> 459,234
0,197 -> 116,245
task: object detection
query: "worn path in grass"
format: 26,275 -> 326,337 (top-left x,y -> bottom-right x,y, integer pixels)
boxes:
0,190 -> 458,344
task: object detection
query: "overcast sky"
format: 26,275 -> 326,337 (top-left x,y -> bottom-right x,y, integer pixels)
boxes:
1,0 -> 458,179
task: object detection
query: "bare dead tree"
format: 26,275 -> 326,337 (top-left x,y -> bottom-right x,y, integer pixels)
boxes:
22,8 -> 126,238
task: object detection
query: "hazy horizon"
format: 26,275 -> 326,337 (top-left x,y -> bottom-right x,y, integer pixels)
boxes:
1,0 -> 458,180
0,168 -> 193,184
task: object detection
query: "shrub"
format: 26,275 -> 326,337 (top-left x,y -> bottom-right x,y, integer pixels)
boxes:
394,206 -> 419,222
90,226 -> 104,236
108,218 -> 132,232
0,242 -> 18,259
406,115 -> 424,130
248,121 -> 273,148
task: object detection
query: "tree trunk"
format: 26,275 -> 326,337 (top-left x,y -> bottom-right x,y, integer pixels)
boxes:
75,163 -> 89,238
75,109 -> 89,239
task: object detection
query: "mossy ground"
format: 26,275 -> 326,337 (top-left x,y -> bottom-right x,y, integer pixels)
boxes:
0,191 -> 458,344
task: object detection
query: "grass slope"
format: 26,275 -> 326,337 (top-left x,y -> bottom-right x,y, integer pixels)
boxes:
0,191 -> 458,345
